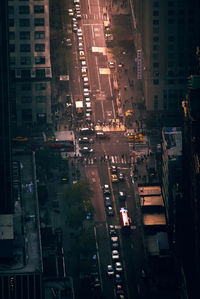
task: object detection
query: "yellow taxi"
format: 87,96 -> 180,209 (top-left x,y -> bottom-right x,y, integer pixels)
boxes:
125,110 -> 134,117
111,174 -> 119,183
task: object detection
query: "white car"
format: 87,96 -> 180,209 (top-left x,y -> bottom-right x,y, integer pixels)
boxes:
76,13 -> 82,20
74,0 -> 80,3
81,60 -> 87,67
73,24 -> 78,32
83,76 -> 89,82
78,42 -> 84,50
108,61 -> 115,69
112,250 -> 120,260
68,8 -> 74,16
107,265 -> 114,276
115,262 -> 123,272
77,28 -> 82,36
85,97 -> 91,102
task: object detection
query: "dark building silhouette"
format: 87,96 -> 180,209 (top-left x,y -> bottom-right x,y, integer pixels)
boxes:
0,0 -> 13,214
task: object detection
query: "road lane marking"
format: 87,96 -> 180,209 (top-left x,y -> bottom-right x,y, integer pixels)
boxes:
95,56 -> 101,90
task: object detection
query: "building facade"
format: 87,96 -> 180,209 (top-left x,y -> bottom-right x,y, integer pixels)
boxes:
8,0 -> 52,128
130,0 -> 200,118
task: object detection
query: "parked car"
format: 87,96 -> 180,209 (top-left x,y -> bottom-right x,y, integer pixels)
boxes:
112,250 -> 120,260
118,172 -> 125,181
115,262 -> 123,272
103,184 -> 110,195
107,264 -> 114,276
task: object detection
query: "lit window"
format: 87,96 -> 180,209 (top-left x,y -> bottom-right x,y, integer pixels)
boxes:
34,31 -> 45,39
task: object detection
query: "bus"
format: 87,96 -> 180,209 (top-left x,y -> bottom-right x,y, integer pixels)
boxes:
120,208 -> 131,233
46,140 -> 74,152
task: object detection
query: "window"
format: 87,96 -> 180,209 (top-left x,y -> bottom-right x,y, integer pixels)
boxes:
9,44 -> 15,52
153,27 -> 159,34
168,1 -> 174,7
153,2 -> 159,7
34,18 -> 45,26
20,56 -> 31,65
19,6 -> 30,14
35,56 -> 45,64
168,10 -> 174,15
21,84 -> 31,91
8,6 -> 14,15
153,19 -> 159,25
153,62 -> 159,68
21,70 -> 31,79
153,45 -> 160,51
153,79 -> 159,85
36,96 -> 47,103
168,19 -> 174,24
21,96 -> 32,103
153,36 -> 159,42
34,5 -> 44,13
19,18 -> 30,27
9,19 -> 15,27
168,79 -> 174,84
36,69 -> 45,79
9,32 -> 15,40
20,31 -> 30,40
10,57 -> 16,65
34,31 -> 45,39
153,53 -> 159,60
20,44 -> 30,52
35,83 -> 47,90
35,44 -> 45,52
154,95 -> 158,110
22,109 -> 32,121
168,36 -> 174,42
153,11 -> 159,16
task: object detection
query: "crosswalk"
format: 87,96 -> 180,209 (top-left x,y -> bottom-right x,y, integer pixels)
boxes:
83,155 -> 134,165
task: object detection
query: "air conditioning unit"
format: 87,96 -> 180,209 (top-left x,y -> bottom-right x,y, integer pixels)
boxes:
15,69 -> 21,79
45,68 -> 52,78
31,69 -> 36,78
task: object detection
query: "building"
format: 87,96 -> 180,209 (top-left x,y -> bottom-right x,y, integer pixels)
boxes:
129,0 -> 200,122
179,75 -> 200,299
0,0 -> 14,214
8,0 -> 52,128
161,127 -> 182,229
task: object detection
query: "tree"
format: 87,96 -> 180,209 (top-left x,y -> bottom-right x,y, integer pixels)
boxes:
63,179 -> 94,228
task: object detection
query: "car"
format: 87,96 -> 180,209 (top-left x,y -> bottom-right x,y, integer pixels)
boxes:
125,109 -> 134,117
68,8 -> 74,16
111,235 -> 118,243
111,165 -> 117,174
108,61 -> 115,69
83,91 -> 90,97
72,17 -> 78,25
78,42 -> 84,50
60,176 -> 69,184
79,147 -> 94,154
72,24 -> 78,32
86,113 -> 92,122
115,262 -> 123,272
96,131 -> 109,139
81,60 -> 87,67
76,13 -> 82,20
108,225 -> 117,236
107,206 -> 114,216
112,250 -> 120,260
118,191 -> 126,201
84,82 -> 90,88
73,0 -> 80,4
77,28 -> 82,36
79,127 -> 94,135
79,50 -> 85,56
111,174 -> 119,183
78,137 -> 93,144
81,67 -> 87,76
105,197 -> 112,207
85,97 -> 91,102
103,184 -> 110,195
115,273 -> 123,285
66,38 -> 72,47
118,172 -> 125,181
83,76 -> 89,82
92,275 -> 101,288
107,264 -> 114,276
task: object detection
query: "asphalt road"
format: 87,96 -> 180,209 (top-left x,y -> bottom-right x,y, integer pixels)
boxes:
62,1 -> 149,298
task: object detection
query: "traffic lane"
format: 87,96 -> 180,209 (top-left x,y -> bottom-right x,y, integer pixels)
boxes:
86,167 -> 106,222
95,222 -> 116,299
103,133 -> 131,157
